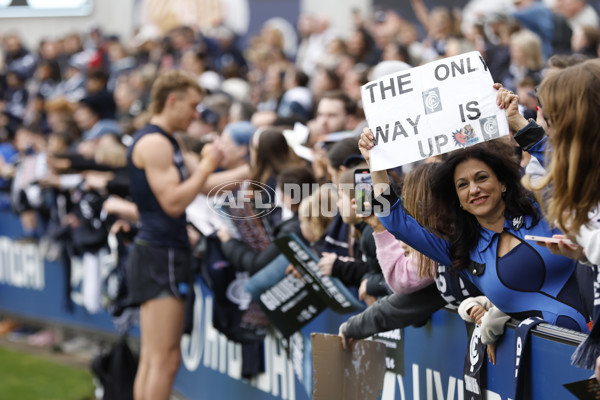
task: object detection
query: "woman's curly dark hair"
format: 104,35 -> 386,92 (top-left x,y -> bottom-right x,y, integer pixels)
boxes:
428,140 -> 540,272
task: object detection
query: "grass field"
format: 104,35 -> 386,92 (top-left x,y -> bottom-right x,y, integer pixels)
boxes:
0,345 -> 94,400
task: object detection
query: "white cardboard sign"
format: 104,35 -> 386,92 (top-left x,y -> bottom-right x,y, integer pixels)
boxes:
361,51 -> 509,171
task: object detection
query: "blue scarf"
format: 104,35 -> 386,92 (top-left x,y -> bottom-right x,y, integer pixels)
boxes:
514,317 -> 545,400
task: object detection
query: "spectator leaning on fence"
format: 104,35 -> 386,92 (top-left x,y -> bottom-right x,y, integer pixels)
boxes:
359,125 -> 589,333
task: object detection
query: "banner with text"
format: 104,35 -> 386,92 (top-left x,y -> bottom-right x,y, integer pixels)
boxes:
245,254 -> 329,337
372,328 -> 404,376
274,234 -> 364,314
361,51 -> 509,171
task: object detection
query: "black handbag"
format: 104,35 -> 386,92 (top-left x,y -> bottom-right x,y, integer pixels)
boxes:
91,335 -> 138,400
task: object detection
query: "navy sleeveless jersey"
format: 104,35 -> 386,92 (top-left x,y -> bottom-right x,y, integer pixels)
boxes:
127,124 -> 189,248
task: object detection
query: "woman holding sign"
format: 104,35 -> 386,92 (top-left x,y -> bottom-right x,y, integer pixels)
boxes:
358,129 -> 589,333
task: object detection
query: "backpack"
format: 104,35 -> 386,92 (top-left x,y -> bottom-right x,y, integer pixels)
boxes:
91,335 -> 138,400
198,233 -> 268,378
199,233 -> 267,343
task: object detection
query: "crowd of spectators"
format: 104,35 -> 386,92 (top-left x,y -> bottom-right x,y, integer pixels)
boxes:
1,0 -> 600,394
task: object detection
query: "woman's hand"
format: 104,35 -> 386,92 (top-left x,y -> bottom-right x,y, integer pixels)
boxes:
285,264 -> 303,279
494,83 -> 528,133
538,234 -> 588,263
536,103 -> 550,132
358,279 -> 377,306
351,198 -> 385,232
487,342 -> 496,365
358,127 -> 392,199
318,252 -> 337,276
468,305 -> 486,325
358,128 -> 375,166
216,225 -> 232,243
338,322 -> 355,351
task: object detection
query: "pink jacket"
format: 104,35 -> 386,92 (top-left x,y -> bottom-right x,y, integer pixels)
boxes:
373,230 -> 434,294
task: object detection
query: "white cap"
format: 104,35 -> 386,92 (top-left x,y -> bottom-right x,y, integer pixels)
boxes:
370,60 -> 412,81
198,71 -> 223,93
129,25 -> 162,48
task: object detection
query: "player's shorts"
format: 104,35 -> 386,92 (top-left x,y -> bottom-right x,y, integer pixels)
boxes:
126,239 -> 191,306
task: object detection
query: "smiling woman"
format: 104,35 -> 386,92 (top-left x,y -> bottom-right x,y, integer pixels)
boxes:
358,128 -> 590,333
429,139 -> 538,268
453,158 -> 506,229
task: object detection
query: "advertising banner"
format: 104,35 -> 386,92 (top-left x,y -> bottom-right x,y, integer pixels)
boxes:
0,210 -> 593,400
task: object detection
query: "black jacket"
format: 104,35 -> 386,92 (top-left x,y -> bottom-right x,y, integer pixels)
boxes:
331,223 -> 389,292
343,283 -> 445,339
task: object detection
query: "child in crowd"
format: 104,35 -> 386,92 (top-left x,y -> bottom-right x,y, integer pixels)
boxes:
363,163 -> 439,295
298,182 -> 338,253
319,165 -> 390,304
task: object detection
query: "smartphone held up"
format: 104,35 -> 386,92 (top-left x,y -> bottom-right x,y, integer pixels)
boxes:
354,168 -> 373,217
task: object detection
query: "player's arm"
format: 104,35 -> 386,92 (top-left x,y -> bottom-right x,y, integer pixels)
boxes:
134,133 -> 220,217
200,163 -> 251,194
